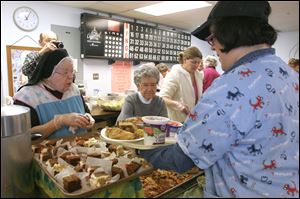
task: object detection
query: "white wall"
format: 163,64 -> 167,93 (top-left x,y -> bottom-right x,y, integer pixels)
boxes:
1,1 -> 299,97
191,35 -> 223,74
273,31 -> 299,63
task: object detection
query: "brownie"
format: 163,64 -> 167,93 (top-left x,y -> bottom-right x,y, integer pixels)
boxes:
60,152 -> 73,160
112,158 -> 118,165
108,144 -> 117,153
126,162 -> 141,175
112,166 -> 125,179
65,155 -> 81,166
63,174 -> 82,193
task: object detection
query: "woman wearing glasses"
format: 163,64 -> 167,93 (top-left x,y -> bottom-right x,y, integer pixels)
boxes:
140,1 -> 298,197
159,46 -> 204,123
13,49 -> 94,139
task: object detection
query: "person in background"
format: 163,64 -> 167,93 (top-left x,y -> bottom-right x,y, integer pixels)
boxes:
288,58 -> 299,73
139,1 -> 299,197
22,31 -> 58,81
197,59 -> 204,71
117,63 -> 168,121
14,48 -> 94,140
156,63 -> 169,78
156,63 -> 169,92
202,55 -> 220,93
159,46 -> 203,123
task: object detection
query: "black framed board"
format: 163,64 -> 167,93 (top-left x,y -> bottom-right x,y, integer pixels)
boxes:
80,13 -> 191,63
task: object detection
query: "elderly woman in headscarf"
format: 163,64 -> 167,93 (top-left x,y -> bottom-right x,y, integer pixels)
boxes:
13,48 -> 94,139
117,63 -> 168,121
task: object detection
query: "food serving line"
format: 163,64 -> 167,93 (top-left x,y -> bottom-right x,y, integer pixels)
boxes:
29,114 -> 204,198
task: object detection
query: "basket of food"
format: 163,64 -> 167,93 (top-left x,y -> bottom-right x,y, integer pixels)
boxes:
98,93 -> 125,112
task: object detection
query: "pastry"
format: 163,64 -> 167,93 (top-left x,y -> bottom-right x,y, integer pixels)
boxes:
126,161 -> 141,175
106,127 -> 135,140
112,166 -> 125,179
63,174 -> 81,193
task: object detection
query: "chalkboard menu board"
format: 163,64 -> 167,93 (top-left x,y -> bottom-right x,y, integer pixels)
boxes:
81,13 -> 191,63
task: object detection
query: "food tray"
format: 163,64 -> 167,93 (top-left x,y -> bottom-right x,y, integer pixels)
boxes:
32,135 -> 153,197
99,128 -> 176,150
154,171 -> 203,198
141,168 -> 204,198
33,157 -> 153,197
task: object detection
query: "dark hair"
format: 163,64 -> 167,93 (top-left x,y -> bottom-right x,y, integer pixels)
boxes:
211,16 -> 278,53
28,49 -> 69,85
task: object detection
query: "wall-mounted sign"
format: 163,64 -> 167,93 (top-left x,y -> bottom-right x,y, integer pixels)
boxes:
80,13 -> 191,63
81,13 -> 124,59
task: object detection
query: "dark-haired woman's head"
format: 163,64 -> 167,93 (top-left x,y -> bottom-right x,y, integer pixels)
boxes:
210,17 -> 277,54
192,1 -> 277,72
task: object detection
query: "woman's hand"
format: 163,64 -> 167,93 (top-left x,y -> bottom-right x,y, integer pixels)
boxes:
54,113 -> 91,129
84,113 -> 95,129
39,40 -> 57,55
174,101 -> 190,115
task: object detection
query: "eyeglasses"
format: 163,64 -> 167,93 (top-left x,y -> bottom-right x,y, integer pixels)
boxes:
54,69 -> 75,77
205,33 -> 215,46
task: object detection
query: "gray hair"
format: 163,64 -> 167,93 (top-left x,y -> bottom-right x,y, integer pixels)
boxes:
134,63 -> 160,87
204,55 -> 218,67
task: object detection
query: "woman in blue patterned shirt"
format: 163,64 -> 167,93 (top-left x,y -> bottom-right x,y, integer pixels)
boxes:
139,1 -> 299,197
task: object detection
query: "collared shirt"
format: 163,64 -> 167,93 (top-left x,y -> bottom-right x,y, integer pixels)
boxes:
177,48 -> 299,197
117,93 -> 168,121
138,92 -> 152,104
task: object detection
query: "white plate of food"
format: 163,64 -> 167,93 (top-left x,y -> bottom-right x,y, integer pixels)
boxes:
100,128 -> 144,143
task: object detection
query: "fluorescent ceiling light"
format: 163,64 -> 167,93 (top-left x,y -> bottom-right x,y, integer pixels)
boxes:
135,1 -> 211,16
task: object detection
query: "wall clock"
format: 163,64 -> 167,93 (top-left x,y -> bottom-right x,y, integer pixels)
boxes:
13,6 -> 39,31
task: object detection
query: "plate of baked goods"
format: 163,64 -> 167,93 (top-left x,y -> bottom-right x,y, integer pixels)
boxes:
101,127 -> 144,143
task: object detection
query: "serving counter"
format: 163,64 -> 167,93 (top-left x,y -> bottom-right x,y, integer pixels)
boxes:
91,108 -> 120,128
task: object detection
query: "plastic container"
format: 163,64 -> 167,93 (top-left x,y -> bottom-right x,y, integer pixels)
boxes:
142,116 -> 170,145
99,93 -> 125,111
166,121 -> 183,137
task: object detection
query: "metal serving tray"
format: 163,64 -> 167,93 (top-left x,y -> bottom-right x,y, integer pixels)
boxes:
32,134 -> 153,197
